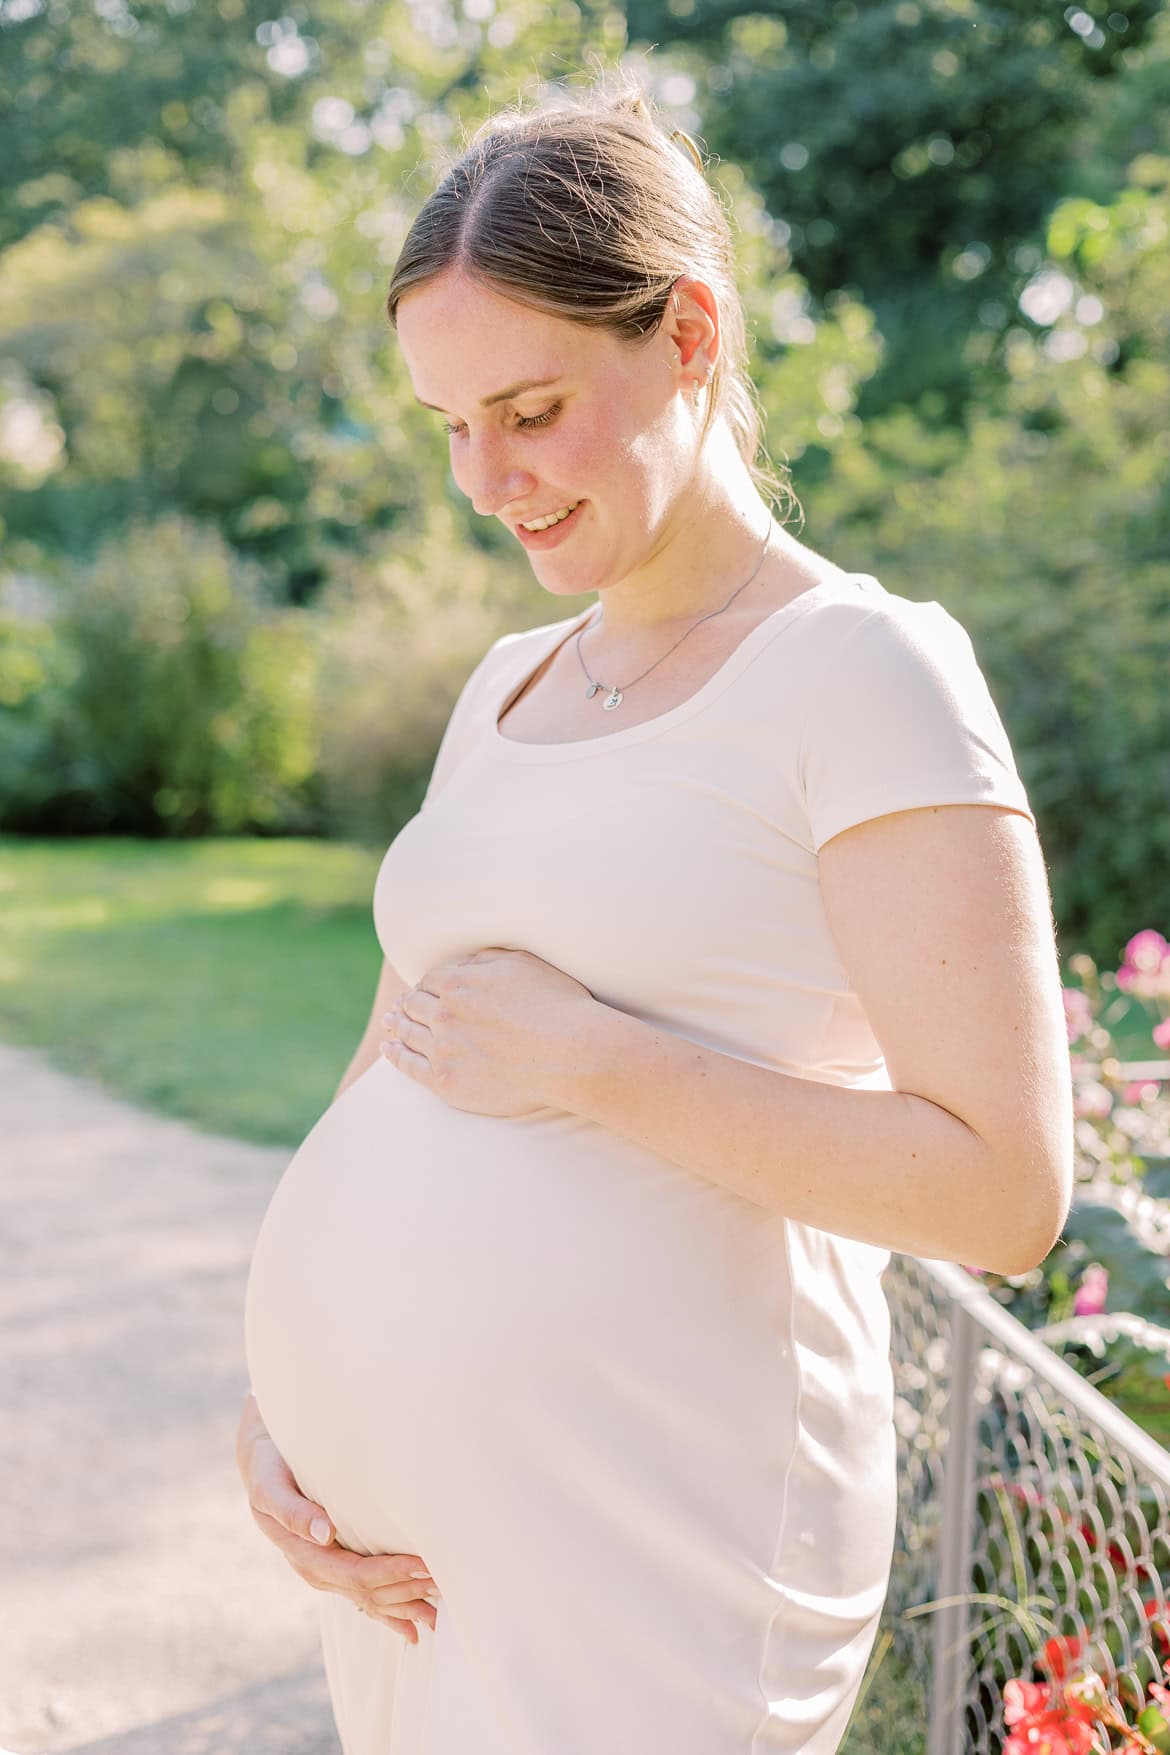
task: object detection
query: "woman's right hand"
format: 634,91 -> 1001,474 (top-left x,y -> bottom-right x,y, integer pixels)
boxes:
236,1392 -> 439,1643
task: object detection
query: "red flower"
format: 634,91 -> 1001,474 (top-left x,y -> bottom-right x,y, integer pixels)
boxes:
1005,1679 -> 1054,1724
1002,1677 -> 1098,1752
1078,1520 -> 1128,1572
1143,1599 -> 1170,1656
1043,1634 -> 1083,1681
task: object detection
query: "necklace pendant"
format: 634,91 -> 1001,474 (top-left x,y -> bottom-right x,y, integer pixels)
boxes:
602,687 -> 624,711
585,681 -> 602,699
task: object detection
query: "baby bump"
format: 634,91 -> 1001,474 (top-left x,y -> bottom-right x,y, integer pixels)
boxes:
244,1059 -> 796,1555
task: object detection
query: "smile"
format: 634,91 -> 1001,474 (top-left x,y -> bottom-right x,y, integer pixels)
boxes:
519,499 -> 584,531
514,500 -> 587,550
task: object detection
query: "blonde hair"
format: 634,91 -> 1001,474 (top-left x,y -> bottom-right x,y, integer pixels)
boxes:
385,63 -> 798,522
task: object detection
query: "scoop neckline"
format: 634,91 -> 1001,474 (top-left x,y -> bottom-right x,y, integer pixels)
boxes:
489,572 -> 882,762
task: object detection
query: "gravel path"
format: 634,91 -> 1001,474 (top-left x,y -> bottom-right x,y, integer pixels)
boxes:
0,1042 -> 340,1755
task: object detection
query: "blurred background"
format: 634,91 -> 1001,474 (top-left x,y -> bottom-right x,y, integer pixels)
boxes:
3,2 -> 1169,1116
2,5 -> 1170,1750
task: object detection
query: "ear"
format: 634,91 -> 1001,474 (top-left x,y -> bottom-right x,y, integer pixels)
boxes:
666,274 -> 720,378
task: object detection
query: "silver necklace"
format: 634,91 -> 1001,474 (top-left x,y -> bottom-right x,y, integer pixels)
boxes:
574,519 -> 775,711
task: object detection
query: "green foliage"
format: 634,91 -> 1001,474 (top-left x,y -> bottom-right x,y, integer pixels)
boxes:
810,150 -> 1170,965
625,0 -> 1167,424
0,0 -> 1168,955
840,1615 -> 927,1754
0,517 -> 320,835
310,502 -> 556,842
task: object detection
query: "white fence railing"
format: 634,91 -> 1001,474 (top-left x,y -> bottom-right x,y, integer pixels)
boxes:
881,1252 -> 1170,1753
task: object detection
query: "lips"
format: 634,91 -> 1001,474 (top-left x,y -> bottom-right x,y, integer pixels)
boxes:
512,499 -> 587,549
514,500 -> 582,533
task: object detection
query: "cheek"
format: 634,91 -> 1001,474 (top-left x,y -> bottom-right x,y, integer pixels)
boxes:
579,414 -> 655,495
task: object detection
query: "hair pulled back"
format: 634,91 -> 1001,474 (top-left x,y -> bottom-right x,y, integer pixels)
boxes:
385,64 -> 796,521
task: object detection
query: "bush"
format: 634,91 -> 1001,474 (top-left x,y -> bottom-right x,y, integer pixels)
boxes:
0,518 -> 321,836
310,505 -> 559,843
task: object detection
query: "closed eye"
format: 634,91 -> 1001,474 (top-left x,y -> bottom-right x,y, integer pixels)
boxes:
441,401 -> 562,436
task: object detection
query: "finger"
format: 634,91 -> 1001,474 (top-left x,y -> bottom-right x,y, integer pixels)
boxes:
353,1597 -> 429,1640
271,1524 -> 435,1595
391,1011 -> 434,1051
389,990 -> 440,1029
250,1454 -> 335,1545
364,1596 -> 438,1634
378,1036 -> 430,1079
250,1507 -> 363,1587
366,1590 -> 439,1626
367,1578 -> 439,1611
376,1613 -> 421,1643
362,1564 -> 437,1595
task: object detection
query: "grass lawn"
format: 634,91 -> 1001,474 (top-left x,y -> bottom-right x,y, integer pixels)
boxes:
1,832 -> 1161,1150
0,833 -> 387,1146
840,1617 -> 928,1755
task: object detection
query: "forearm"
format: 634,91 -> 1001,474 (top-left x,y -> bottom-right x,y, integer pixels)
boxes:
332,1035 -> 383,1104
551,1002 -> 1044,1277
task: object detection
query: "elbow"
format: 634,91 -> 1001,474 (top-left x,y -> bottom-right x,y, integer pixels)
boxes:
987,1151 -> 1074,1279
990,1233 -> 1059,1279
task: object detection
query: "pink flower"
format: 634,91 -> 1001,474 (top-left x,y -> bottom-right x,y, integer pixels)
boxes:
1123,928 -> 1169,972
1154,1017 -> 1170,1051
1063,986 -> 1094,1044
1074,1265 -> 1109,1315
1122,1080 -> 1160,1104
1117,929 -> 1170,999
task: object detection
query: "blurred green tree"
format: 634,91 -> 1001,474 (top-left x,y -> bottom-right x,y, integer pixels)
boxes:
624,0 -> 1167,429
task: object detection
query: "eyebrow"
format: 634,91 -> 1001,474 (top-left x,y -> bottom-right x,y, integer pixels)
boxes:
414,376 -> 564,413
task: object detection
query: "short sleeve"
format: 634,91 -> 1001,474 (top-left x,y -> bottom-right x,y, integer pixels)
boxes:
799,598 -> 1035,856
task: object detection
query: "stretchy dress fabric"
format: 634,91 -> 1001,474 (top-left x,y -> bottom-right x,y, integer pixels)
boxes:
244,573 -> 1036,1754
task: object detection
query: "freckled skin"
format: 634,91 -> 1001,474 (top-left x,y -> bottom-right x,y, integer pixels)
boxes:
394,265 -> 838,649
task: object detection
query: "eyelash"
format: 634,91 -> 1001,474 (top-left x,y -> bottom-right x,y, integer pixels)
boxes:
441,401 -> 562,436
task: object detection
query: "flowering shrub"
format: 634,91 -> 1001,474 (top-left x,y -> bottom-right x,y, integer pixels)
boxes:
1001,1650 -> 1170,1752
962,928 -> 1170,1446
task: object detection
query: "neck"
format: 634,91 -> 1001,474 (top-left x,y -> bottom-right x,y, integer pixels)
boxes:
589,430 -> 778,639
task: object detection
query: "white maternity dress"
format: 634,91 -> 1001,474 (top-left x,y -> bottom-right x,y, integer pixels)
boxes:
244,572 -> 1036,1754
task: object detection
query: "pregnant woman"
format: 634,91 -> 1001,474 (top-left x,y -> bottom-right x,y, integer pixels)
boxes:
239,75 -> 1073,1754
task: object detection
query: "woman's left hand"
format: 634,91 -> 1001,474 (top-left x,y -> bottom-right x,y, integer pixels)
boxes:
377,948 -> 598,1118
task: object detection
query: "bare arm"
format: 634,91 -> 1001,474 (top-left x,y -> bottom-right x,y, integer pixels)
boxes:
332,956 -> 410,1102
544,806 -> 1072,1278
236,1392 -> 439,1641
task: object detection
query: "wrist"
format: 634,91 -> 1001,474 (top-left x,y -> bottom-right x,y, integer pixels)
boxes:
542,997 -> 642,1117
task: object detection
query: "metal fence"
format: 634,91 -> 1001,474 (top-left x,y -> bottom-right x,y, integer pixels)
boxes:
880,1251 -> 1170,1753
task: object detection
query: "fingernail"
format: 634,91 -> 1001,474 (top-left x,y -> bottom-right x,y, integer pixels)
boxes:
410,1568 -> 431,1579
310,1517 -> 332,1544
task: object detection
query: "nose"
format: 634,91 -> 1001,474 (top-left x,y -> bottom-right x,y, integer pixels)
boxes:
451,432 -> 536,521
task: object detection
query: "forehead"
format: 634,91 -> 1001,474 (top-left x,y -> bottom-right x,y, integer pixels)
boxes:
396,269 -> 612,404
